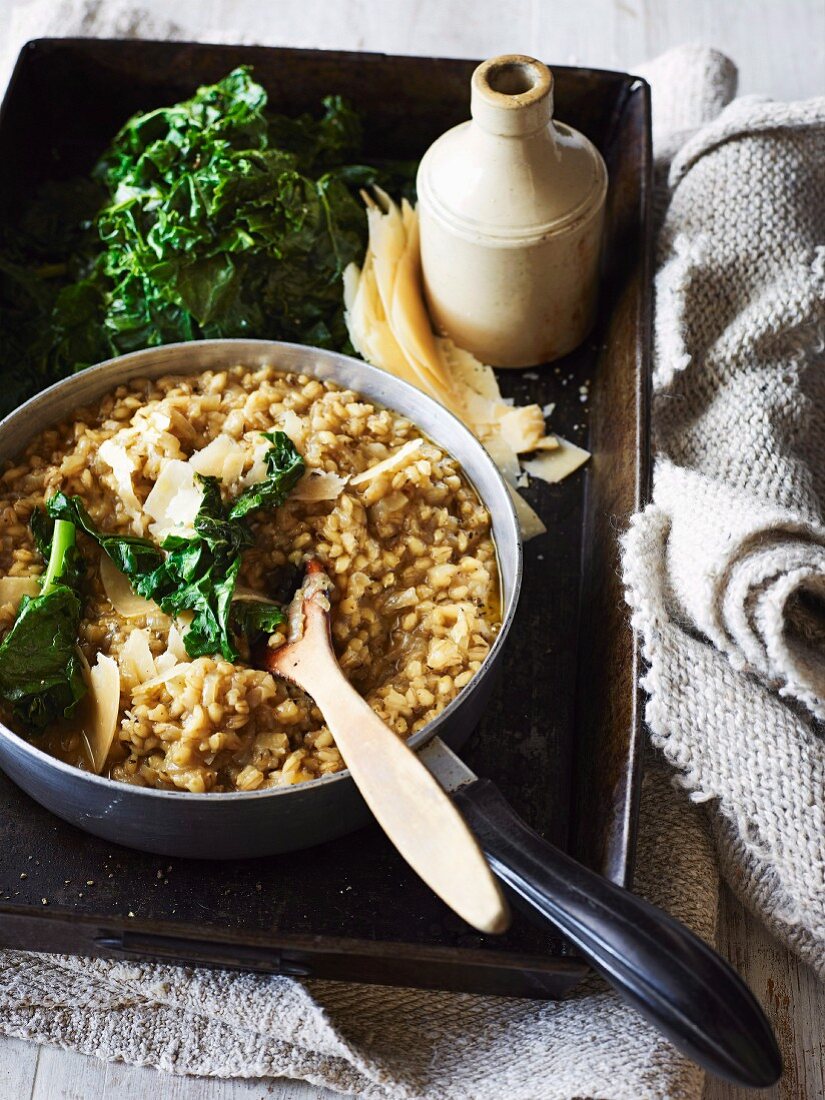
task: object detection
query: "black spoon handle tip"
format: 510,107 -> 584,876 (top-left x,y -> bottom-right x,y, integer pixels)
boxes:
453,778 -> 782,1090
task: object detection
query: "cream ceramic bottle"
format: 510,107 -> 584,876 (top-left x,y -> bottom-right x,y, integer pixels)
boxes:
417,55 -> 607,368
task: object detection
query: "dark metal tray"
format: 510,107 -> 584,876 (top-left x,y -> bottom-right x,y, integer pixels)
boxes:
0,38 -> 651,999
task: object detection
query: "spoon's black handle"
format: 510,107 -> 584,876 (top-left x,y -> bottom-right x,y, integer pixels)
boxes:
453,778 -> 781,1090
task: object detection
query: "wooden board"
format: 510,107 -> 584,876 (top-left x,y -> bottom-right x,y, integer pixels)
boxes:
0,1 -> 821,1096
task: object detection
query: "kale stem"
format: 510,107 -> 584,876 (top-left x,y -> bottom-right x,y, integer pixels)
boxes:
41,519 -> 76,596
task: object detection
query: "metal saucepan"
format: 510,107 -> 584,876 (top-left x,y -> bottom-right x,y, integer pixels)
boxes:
0,339 -> 781,1088
0,339 -> 523,860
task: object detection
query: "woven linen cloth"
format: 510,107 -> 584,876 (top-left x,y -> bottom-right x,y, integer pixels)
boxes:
622,47 -> 825,973
0,7 -> 820,1097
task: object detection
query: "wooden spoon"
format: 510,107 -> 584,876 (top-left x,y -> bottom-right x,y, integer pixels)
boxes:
262,559 -> 510,934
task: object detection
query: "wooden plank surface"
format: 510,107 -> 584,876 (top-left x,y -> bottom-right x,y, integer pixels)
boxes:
27,1046 -> 340,1100
0,0 -> 823,1097
0,1035 -> 38,1099
705,886 -> 825,1100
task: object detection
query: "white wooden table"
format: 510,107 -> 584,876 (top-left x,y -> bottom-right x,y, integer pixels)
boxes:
0,1 -> 823,1097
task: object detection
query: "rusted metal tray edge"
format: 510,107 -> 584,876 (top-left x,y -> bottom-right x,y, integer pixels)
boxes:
572,72 -> 652,891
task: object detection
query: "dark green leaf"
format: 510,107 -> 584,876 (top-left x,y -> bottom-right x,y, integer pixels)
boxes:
0,518 -> 87,730
46,492 -> 164,576
230,598 -> 287,641
229,431 -> 304,519
176,556 -> 242,660
193,474 -> 254,555
0,588 -> 87,730
30,508 -> 54,559
0,66 -> 415,416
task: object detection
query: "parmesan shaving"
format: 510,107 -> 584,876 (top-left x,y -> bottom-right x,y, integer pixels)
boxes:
443,343 -> 502,402
291,470 -> 348,501
154,651 -> 179,674
190,434 -> 246,482
534,435 -> 560,451
153,623 -> 192,675
280,409 -> 306,447
0,576 -> 40,607
119,628 -> 157,686
100,554 -> 158,619
240,436 -> 271,489
99,438 -> 142,520
390,198 -> 462,408
350,439 -> 424,487
343,191 -> 575,540
523,437 -> 591,485
507,484 -> 547,540
345,260 -> 422,391
143,459 -> 201,540
166,623 -> 189,663
223,451 -> 246,486
482,435 -> 521,488
84,653 -> 120,774
498,405 -> 547,455
137,663 -> 192,692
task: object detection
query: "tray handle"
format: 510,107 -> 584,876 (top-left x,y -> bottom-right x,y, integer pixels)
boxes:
453,778 -> 781,1090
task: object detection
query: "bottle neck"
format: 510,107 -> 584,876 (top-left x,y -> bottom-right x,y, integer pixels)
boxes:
470,55 -> 554,137
416,54 -> 607,241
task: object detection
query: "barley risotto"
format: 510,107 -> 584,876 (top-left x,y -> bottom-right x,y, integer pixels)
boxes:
0,365 -> 501,792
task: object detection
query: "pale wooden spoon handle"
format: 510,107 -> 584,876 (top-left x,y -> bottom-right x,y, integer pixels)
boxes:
310,660 -> 510,934
267,566 -> 510,935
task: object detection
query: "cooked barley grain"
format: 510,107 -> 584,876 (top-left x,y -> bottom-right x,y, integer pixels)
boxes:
0,366 -> 500,791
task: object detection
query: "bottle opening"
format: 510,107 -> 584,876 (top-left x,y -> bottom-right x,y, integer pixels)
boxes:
471,55 -> 554,135
485,60 -> 540,97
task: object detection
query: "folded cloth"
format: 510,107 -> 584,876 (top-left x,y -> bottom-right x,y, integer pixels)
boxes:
0,10 -> 819,1099
656,461 -> 825,717
624,49 -> 825,971
0,766 -> 715,1100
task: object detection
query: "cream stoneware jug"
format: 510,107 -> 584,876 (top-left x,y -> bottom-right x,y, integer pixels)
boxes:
417,55 -> 607,368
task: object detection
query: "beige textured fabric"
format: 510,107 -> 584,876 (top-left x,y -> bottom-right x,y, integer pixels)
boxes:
0,768 -> 715,1100
624,51 -> 825,972
0,11 -> 815,1097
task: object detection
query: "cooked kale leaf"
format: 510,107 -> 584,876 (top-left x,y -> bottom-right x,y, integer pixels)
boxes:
0,67 -> 414,415
0,587 -> 86,730
46,492 -> 165,577
230,599 -> 287,643
0,518 -> 87,730
45,431 -> 302,662
133,474 -> 253,661
229,430 -> 305,519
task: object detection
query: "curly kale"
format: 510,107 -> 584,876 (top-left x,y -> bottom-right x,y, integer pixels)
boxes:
0,67 -> 415,415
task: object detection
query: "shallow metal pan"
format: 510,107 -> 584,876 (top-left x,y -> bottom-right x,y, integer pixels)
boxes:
0,339 -> 522,858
